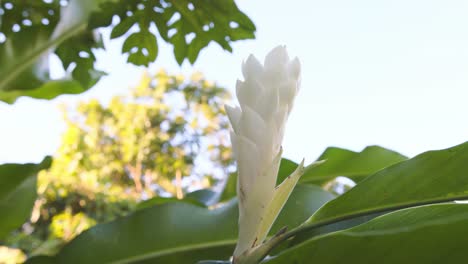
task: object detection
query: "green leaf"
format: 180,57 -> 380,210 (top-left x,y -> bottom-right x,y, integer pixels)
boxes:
301,145 -> 407,184
275,158 -> 299,184
137,189 -> 220,210
308,141 -> 468,224
264,203 -> 468,264
197,261 -> 231,264
0,0 -> 112,103
169,0 -> 256,64
185,189 -> 221,207
92,0 -> 256,66
33,185 -> 333,264
24,256 -> 56,264
122,31 -> 158,66
0,0 -> 255,103
110,16 -> 137,39
220,173 -> 237,202
0,157 -> 52,239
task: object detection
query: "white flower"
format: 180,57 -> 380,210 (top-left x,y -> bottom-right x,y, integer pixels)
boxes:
227,46 -> 303,260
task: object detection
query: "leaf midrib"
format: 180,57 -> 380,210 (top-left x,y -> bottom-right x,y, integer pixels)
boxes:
0,23 -> 86,92
287,193 -> 468,241
108,239 -> 237,264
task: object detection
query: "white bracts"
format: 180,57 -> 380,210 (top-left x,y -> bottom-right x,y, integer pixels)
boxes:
227,46 -> 304,261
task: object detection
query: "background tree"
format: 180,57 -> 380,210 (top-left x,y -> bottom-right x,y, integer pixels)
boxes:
4,70 -> 234,257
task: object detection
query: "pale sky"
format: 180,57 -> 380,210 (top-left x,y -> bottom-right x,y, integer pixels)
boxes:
1,0 -> 468,164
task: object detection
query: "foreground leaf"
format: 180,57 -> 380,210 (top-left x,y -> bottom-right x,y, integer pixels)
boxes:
265,203 -> 468,264
0,0 -> 111,103
0,0 -> 255,103
0,157 -> 52,239
29,185 -> 333,263
308,141 -> 468,224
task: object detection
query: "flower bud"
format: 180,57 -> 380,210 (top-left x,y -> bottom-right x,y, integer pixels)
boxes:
227,46 -> 303,259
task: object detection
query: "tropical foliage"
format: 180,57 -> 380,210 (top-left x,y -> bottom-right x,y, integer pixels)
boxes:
0,0 -> 255,103
2,1 -> 468,264
4,70 -> 233,257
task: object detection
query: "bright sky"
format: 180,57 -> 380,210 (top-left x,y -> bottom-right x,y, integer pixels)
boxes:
1,0 -> 468,164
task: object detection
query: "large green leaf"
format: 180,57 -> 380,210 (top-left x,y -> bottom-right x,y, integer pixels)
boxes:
300,145 -> 407,184
0,0 -> 111,103
90,0 -> 256,65
0,157 -> 52,239
0,0 -> 256,103
308,141 -> 468,224
137,189 -> 220,209
264,203 -> 468,264
28,184 -> 333,264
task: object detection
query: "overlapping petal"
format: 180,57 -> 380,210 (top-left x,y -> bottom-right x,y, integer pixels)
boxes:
228,45 -> 302,260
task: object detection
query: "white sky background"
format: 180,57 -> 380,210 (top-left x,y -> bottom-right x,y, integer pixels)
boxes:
1,0 -> 468,164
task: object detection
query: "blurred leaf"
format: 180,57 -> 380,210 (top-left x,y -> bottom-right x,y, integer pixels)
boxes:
301,146 -> 407,184
0,0 -> 112,103
220,173 -> 237,202
169,0 -> 256,64
197,261 -> 231,264
137,189 -> 219,209
33,185 -> 333,263
122,31 -> 158,66
264,203 -> 468,264
136,197 -> 193,210
29,239 -> 64,258
24,255 -> 56,264
91,0 -> 256,65
309,141 -> 468,224
0,0 -> 255,103
186,189 -> 220,207
15,71 -> 233,256
0,157 -> 52,239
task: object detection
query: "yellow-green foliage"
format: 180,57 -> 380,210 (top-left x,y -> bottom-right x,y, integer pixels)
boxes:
7,70 -> 233,255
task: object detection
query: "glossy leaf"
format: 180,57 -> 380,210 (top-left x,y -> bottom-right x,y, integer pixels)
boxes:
0,157 -> 52,239
265,203 -> 468,264
301,145 -> 407,184
309,141 -> 468,224
31,184 -> 333,264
